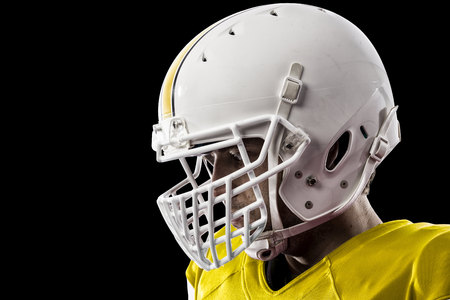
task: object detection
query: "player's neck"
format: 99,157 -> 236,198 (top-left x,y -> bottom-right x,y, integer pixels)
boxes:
284,195 -> 382,277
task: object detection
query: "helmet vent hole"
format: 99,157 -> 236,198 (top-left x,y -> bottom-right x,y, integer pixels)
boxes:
360,125 -> 368,139
270,10 -> 278,16
201,54 -> 207,62
326,131 -> 350,171
228,29 -> 235,35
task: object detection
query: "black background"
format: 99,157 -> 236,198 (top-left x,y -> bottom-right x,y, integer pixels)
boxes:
54,0 -> 448,298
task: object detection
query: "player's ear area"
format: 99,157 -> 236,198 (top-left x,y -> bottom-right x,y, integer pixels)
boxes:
325,131 -> 350,171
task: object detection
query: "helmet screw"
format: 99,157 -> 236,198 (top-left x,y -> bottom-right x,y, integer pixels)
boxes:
305,201 -> 313,209
340,180 -> 348,188
295,171 -> 303,179
306,175 -> 317,186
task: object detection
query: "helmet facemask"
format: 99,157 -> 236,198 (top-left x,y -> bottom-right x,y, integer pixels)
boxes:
152,114 -> 310,270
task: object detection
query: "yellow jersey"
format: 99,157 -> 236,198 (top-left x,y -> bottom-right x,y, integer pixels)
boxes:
186,220 -> 450,299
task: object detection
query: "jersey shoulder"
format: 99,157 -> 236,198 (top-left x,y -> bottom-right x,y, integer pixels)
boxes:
328,220 -> 450,299
411,222 -> 450,299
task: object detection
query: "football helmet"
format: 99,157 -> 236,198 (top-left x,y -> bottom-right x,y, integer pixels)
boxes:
152,3 -> 401,270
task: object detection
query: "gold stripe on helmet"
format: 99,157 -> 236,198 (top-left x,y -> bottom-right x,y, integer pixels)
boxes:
161,24 -> 217,120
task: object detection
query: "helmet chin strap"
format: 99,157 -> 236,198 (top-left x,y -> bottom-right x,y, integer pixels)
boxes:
244,199 -> 351,260
245,63 -> 400,261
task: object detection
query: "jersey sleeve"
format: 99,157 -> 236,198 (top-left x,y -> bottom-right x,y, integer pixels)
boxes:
187,278 -> 195,300
412,227 -> 450,300
186,260 -> 202,294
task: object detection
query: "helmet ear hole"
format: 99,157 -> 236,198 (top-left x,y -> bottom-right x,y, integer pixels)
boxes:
325,131 -> 350,171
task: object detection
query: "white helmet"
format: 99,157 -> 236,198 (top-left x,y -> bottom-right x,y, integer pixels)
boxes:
152,3 -> 401,270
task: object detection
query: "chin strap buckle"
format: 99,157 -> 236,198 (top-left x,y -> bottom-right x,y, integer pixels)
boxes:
369,105 -> 400,163
277,63 -> 304,118
244,234 -> 287,261
369,136 -> 389,162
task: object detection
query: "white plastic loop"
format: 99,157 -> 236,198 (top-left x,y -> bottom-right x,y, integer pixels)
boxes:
370,136 -> 389,162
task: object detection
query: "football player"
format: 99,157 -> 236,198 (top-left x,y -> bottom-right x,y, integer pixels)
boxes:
152,3 -> 450,299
